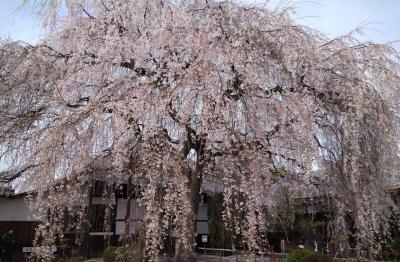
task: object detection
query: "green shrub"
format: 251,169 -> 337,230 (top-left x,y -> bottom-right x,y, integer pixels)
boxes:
356,257 -> 368,262
301,253 -> 334,262
115,246 -> 142,262
103,246 -> 118,262
391,234 -> 400,252
287,249 -> 313,262
103,245 -> 143,262
311,221 -> 326,230
293,219 -> 310,239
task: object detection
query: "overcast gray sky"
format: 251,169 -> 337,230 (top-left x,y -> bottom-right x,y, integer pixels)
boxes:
0,0 -> 399,48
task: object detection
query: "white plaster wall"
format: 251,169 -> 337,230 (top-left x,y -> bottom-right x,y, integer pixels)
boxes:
0,198 -> 37,221
196,204 -> 209,234
116,198 -> 145,220
115,198 -> 144,235
197,205 -> 208,220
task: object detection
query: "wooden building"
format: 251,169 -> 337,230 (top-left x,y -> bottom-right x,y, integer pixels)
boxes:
0,191 -> 39,261
0,180 -> 209,259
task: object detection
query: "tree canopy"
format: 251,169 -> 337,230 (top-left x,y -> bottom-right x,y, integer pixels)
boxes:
1,0 -> 399,260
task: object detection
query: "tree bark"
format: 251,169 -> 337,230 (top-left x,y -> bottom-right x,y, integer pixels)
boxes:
175,126 -> 206,257
123,175 -> 133,245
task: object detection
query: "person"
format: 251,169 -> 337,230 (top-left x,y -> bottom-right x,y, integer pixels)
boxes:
1,229 -> 14,262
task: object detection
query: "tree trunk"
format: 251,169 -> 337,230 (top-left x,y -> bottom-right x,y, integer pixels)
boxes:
175,169 -> 202,258
123,175 -> 133,245
175,126 -> 206,257
189,169 -> 203,247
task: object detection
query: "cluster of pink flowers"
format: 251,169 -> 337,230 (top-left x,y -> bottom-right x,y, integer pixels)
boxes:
0,0 -> 399,259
